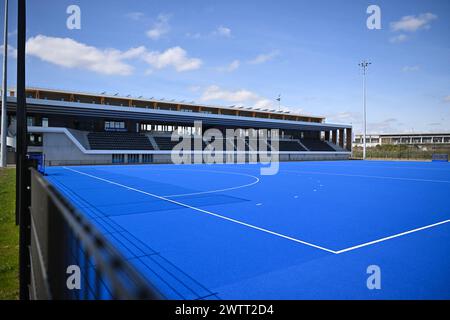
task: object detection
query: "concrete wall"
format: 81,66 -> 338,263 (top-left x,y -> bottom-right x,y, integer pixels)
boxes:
153,152 -> 350,164
7,150 -> 16,164
43,132 -> 111,166
279,153 -> 350,162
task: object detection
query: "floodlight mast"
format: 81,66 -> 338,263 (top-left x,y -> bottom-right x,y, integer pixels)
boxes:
358,60 -> 371,160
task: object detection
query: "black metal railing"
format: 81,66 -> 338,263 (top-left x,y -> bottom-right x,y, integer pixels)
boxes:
28,168 -> 162,300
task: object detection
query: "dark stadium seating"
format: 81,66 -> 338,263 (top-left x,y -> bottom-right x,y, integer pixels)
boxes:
87,133 -> 336,152
88,132 -> 154,150
300,139 -> 336,151
278,140 -> 307,151
153,136 -> 183,150
157,136 -> 241,151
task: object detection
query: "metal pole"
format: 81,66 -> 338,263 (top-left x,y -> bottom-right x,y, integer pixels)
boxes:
359,60 -> 371,160
363,66 -> 366,160
17,0 -> 29,300
0,0 -> 8,168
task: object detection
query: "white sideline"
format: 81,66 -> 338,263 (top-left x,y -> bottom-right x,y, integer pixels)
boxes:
282,169 -> 450,184
335,219 -> 450,254
62,167 -> 450,255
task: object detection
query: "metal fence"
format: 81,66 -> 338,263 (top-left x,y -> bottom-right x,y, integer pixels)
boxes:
28,168 -> 162,299
352,144 -> 450,161
352,149 -> 449,161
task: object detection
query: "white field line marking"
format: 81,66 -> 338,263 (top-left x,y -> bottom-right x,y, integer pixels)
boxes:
160,170 -> 260,198
94,166 -> 260,198
297,162 -> 450,172
282,169 -> 450,184
63,167 -> 337,254
335,219 -> 450,254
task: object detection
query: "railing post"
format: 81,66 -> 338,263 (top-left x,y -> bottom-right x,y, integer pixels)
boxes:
17,0 -> 29,300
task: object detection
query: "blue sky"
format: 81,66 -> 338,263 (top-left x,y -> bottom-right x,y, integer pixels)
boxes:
1,0 -> 449,133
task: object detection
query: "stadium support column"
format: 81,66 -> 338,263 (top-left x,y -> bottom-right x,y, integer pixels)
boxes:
338,129 -> 344,148
346,128 -> 352,151
332,130 -> 337,145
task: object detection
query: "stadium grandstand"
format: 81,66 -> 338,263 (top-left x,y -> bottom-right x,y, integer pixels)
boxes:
2,88 -> 352,165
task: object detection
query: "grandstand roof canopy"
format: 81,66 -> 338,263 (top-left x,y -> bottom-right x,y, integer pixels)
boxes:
10,87 -> 327,121
6,88 -> 351,131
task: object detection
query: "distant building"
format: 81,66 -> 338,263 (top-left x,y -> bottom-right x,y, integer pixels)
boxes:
353,133 -> 450,147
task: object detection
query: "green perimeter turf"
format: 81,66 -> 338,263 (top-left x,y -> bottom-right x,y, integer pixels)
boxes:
0,168 -> 18,300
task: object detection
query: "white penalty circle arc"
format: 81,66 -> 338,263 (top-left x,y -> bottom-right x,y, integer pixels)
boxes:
92,166 -> 261,198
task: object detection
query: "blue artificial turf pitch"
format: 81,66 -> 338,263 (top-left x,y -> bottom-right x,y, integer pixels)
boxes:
45,160 -> 450,299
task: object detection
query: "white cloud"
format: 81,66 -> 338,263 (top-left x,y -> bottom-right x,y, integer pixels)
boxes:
143,46 -> 202,72
444,96 -> 450,103
201,85 -> 258,102
187,26 -> 232,40
0,44 -> 17,58
389,34 -> 409,43
126,12 -> 145,21
327,112 -> 406,134
214,26 -> 231,37
369,118 -> 403,134
26,35 -> 139,75
253,99 -> 273,109
402,65 -> 420,72
248,50 -> 279,64
200,85 -> 274,108
216,59 -> 240,72
25,35 -> 201,75
188,85 -> 201,92
390,13 -> 437,32
8,30 -> 17,38
326,111 -> 361,124
185,32 -> 202,39
146,14 -> 171,40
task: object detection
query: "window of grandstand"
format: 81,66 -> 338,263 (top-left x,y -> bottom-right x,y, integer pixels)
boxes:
112,154 -> 125,164
128,154 -> 139,163
27,116 -> 34,126
142,154 -> 153,163
105,121 -> 125,131
42,117 -> 48,127
28,134 -> 42,147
